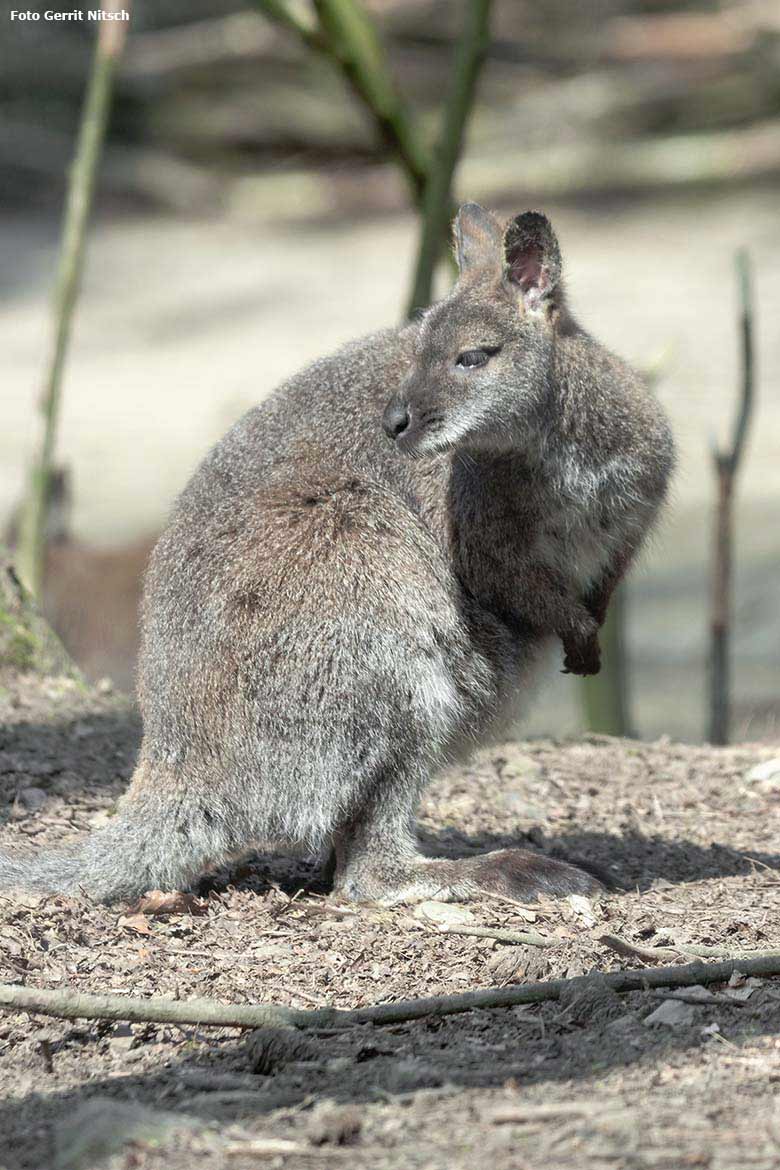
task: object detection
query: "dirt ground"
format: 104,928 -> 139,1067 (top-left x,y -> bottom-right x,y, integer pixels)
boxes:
2,672 -> 780,1170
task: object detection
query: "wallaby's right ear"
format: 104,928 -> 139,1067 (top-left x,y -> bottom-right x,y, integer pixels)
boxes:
453,203 -> 503,274
503,211 -> 562,309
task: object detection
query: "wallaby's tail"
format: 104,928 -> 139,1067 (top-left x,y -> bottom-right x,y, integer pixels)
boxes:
0,794 -> 215,903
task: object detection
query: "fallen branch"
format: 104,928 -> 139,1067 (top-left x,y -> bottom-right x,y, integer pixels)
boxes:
3,953 -> 780,1031
441,925 -> 554,948
599,933 -> 763,963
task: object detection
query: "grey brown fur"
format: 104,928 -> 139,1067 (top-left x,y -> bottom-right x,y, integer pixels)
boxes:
0,205 -> 674,905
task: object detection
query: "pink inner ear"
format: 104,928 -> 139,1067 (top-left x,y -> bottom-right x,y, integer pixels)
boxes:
509,246 -> 550,301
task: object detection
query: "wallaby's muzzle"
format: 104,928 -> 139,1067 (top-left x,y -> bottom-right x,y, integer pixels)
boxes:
382,396 -> 410,441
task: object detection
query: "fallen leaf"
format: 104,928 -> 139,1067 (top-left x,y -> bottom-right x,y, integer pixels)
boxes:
129,890 -> 208,917
413,900 -> 475,928
117,914 -> 152,935
567,895 -> 597,927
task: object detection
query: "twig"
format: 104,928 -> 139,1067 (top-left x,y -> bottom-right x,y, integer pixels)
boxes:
489,1101 -> 600,1124
251,0 -> 427,203
599,933 -> 764,963
16,2 -> 131,596
314,0 -> 429,203
3,953 -> 780,1031
440,925 -> 555,948
406,0 -> 493,315
708,248 -> 755,745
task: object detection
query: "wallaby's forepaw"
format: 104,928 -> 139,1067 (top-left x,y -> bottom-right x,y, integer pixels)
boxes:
468,848 -> 604,901
561,631 -> 601,677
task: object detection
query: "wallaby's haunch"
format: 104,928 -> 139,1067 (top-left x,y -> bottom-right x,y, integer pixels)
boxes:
0,206 -> 674,905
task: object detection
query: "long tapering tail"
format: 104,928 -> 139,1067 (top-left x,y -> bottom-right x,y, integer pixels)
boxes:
0,794 -> 218,903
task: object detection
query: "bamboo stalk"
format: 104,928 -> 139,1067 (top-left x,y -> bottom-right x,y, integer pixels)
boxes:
406,0 -> 493,316
16,3 -> 131,597
708,249 -> 755,745
3,952 -> 780,1031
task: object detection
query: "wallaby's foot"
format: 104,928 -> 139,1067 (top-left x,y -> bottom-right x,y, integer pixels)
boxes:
335,847 -> 602,907
561,630 -> 601,677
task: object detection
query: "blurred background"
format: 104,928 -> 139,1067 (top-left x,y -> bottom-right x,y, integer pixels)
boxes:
0,0 -> 778,741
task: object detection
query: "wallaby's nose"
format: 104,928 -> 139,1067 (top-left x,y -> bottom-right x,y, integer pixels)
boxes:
382,399 -> 410,440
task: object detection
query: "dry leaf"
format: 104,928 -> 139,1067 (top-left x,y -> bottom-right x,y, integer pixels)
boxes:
117,913 -> 152,935
129,890 -> 208,917
567,894 -> 598,927
413,900 -> 475,928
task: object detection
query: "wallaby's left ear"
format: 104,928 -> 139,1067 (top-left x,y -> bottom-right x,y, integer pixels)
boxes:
504,211 -> 562,308
453,203 -> 503,274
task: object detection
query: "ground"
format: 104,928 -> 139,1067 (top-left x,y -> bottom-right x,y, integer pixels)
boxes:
1,672 -> 780,1170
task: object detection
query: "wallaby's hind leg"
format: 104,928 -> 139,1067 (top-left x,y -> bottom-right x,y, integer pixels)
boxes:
333,770 -> 602,905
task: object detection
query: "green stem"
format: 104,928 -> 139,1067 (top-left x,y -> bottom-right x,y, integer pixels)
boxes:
313,0 -> 428,202
580,587 -> 632,737
406,0 -> 493,316
17,5 -> 130,596
252,0 -> 428,204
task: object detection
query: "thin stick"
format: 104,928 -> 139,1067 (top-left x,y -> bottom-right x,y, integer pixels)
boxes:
599,933 -> 762,963
708,248 -> 755,745
406,0 -> 493,315
440,925 -> 555,948
16,2 -> 131,596
3,953 -> 780,1032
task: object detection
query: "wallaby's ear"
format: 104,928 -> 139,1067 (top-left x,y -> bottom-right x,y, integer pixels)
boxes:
453,203 -> 503,274
504,211 -> 562,308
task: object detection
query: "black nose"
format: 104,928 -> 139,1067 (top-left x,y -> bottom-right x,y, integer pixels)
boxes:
382,399 -> 410,440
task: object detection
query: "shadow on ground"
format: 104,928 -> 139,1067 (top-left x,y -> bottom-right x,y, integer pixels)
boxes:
3,980 -> 780,1169
1,707 -> 778,898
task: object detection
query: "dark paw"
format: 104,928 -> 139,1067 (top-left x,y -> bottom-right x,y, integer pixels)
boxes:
561,633 -> 601,677
471,848 -> 604,901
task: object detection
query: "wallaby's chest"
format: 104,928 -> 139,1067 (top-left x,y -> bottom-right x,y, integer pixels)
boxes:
449,455 -> 612,606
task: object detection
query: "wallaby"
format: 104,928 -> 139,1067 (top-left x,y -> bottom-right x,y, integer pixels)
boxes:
0,206 -> 674,905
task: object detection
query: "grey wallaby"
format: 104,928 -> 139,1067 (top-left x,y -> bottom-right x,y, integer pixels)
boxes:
0,205 -> 674,905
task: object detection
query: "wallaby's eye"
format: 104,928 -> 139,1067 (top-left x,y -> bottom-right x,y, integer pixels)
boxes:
456,346 -> 501,369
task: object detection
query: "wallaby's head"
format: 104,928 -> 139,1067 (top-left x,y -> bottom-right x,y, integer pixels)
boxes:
383,204 -> 568,457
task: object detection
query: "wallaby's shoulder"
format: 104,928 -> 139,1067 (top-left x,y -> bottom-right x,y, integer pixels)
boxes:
200,327 -> 415,489
555,325 -> 673,466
